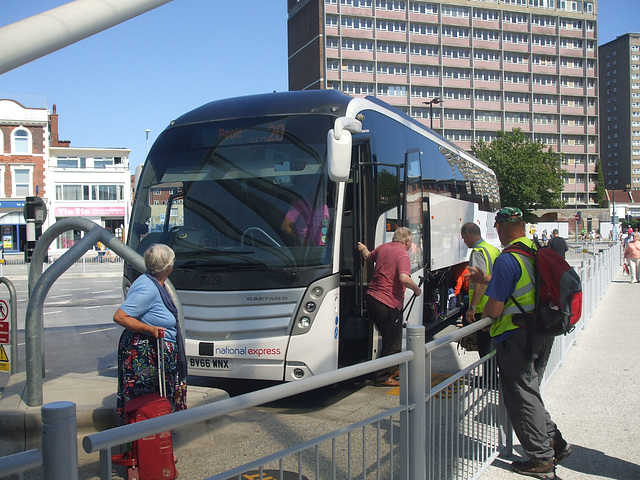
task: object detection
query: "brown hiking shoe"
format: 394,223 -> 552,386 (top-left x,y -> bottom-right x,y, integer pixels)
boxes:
511,459 -> 555,479
550,436 -> 573,466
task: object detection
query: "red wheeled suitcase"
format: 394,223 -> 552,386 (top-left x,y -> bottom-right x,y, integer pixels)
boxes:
112,335 -> 178,480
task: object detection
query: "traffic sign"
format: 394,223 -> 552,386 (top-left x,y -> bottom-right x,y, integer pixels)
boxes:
0,321 -> 8,344
0,344 -> 9,372
0,299 -> 7,321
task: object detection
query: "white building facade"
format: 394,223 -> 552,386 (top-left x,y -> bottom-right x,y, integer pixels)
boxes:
48,146 -> 131,252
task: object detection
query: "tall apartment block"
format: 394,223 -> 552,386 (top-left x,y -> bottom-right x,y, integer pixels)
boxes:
288,0 -> 599,208
599,33 -> 640,191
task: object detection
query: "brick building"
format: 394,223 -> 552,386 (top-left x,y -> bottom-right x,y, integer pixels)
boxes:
288,0 -> 600,209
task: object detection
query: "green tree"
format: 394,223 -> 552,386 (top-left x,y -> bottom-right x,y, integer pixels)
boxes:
472,128 -> 565,221
593,159 -> 606,207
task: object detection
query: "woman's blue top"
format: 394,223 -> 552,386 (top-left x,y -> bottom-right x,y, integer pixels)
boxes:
119,274 -> 177,343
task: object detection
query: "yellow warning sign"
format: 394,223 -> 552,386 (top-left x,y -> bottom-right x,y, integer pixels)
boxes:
0,344 -> 8,372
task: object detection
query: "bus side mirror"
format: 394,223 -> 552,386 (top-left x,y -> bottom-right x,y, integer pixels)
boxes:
327,117 -> 362,182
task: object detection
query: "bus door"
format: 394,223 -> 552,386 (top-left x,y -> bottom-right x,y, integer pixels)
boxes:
338,141 -> 374,366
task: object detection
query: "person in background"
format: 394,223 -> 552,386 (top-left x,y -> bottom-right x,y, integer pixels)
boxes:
624,233 -> 640,284
281,175 -> 329,247
547,229 -> 569,259
357,227 -> 422,387
467,207 -> 571,479
461,222 -> 500,360
113,244 -> 187,424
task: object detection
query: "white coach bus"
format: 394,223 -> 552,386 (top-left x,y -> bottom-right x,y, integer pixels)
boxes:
126,90 -> 500,381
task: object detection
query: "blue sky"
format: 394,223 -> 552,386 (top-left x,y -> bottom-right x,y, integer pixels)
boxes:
0,0 -> 638,170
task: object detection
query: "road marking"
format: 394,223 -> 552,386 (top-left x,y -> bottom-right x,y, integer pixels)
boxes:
43,311 -> 63,315
80,327 -> 117,335
61,288 -> 90,291
84,306 -> 102,309
48,294 -> 72,299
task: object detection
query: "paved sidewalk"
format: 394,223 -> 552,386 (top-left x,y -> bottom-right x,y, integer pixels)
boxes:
481,269 -> 640,480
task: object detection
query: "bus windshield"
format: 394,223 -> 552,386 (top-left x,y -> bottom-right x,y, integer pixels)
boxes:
130,115 -> 336,270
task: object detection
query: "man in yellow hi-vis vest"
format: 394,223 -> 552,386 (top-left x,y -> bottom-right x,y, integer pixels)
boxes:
461,222 -> 500,359
468,208 -> 572,479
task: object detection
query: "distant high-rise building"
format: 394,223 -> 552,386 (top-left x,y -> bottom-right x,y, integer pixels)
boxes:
288,0 -> 599,208
599,33 -> 640,191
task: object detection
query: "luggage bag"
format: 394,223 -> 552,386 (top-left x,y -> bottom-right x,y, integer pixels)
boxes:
112,334 -> 178,480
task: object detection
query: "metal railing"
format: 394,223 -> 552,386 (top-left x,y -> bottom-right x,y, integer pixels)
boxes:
1,242 -> 621,479
0,253 -> 125,278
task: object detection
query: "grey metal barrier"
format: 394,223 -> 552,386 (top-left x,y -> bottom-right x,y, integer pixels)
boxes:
0,449 -> 41,479
23,217 -> 184,407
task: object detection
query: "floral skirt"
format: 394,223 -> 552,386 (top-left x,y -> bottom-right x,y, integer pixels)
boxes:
116,329 -> 187,425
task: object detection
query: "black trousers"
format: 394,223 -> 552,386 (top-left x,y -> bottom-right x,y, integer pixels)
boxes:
366,295 -> 402,382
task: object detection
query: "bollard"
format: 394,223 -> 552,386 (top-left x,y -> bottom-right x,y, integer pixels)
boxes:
42,401 -> 78,480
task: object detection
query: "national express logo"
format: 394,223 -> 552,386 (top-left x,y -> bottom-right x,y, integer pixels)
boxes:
215,346 -> 282,357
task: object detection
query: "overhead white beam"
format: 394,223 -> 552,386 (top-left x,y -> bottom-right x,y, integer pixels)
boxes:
0,0 -> 174,75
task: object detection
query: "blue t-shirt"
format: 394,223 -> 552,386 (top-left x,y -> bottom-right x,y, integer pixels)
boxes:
485,252 -> 522,343
120,275 -> 177,343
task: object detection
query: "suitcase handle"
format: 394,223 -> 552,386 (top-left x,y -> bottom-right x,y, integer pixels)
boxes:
157,332 -> 166,399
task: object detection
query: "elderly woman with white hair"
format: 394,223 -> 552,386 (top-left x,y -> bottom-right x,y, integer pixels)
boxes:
113,243 -> 187,424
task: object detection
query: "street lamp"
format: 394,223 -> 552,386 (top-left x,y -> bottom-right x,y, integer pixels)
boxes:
423,98 -> 441,130
145,129 -> 150,156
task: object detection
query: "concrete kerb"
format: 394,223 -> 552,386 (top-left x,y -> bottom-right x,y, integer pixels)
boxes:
0,371 -> 229,457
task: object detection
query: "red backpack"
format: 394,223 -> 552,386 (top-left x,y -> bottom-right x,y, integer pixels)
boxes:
504,241 -> 582,336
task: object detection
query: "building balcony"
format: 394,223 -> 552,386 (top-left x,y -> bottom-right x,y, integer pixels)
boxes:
533,103 -> 559,114
410,76 -> 441,87
559,144 -> 587,154
532,84 -> 559,94
346,28 -> 376,39
531,25 -> 558,35
534,123 -> 560,133
376,52 -> 408,63
560,105 -> 585,115
473,40 -> 500,50
502,23 -> 529,33
443,78 -> 472,88
474,59 -> 501,70
503,62 -> 530,73
340,6 -> 375,16
559,47 -> 584,57
441,16 -> 471,27
505,121 -> 532,130
340,50 -> 375,61
377,95 -> 408,107
502,42 -> 529,53
471,19 -> 499,30
560,67 -> 585,77
475,100 -> 501,111
410,13 -> 438,23
504,102 -> 531,112
441,98 -> 472,109
374,10 -> 406,21
561,124 -> 587,134
409,34 -> 440,45
503,82 -> 531,92
533,64 -> 559,75
377,73 -> 409,84
559,29 -> 584,38
341,72 -> 376,82
441,37 -> 471,48
442,57 -> 472,68
587,125 -> 597,135
561,86 -> 586,96
444,119 -> 473,129
531,44 -> 558,55
474,120 -> 502,130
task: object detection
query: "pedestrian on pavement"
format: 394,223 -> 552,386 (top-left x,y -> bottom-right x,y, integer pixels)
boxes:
460,222 -> 500,360
467,207 -> 572,479
113,243 -> 187,424
624,233 -> 640,284
357,227 -> 421,387
547,229 -> 569,259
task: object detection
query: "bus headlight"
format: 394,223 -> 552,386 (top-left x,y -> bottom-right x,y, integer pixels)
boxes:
311,286 -> 323,298
298,316 -> 311,329
305,302 -> 316,313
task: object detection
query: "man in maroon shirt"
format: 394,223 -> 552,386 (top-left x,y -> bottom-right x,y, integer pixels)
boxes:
357,227 -> 422,386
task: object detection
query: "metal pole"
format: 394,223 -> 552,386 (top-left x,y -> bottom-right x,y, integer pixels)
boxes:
42,401 -> 78,480
0,0 -> 174,75
407,325 -> 426,480
430,103 -> 433,130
